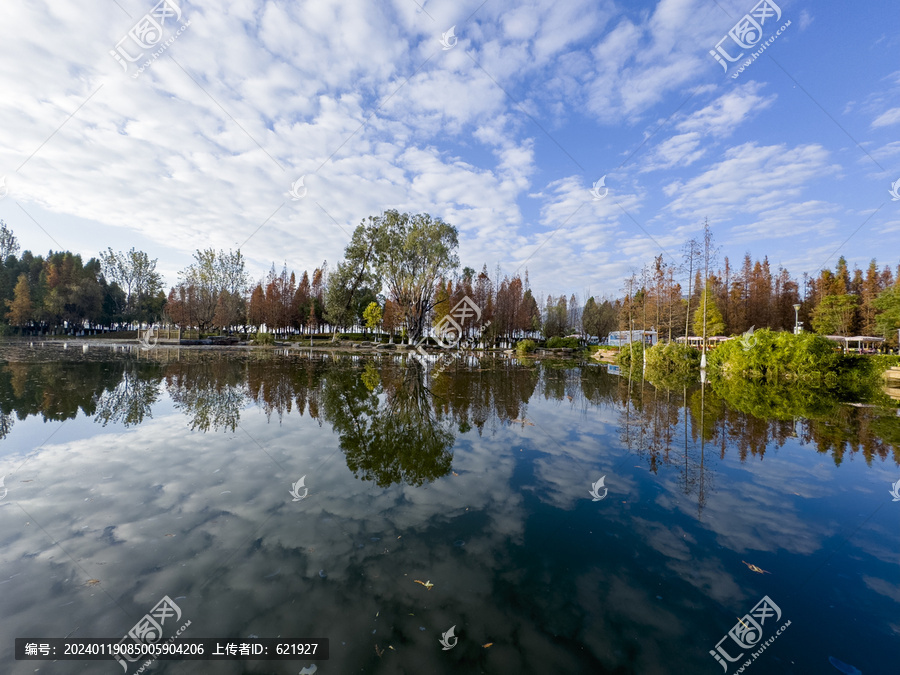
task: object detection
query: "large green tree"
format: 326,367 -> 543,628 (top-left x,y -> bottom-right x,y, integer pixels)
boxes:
98,247 -> 164,323
325,218 -> 383,334
811,294 -> 858,336
343,210 -> 458,343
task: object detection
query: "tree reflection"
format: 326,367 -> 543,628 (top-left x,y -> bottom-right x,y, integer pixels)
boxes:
165,359 -> 248,432
0,350 -> 896,474
320,357 -> 455,487
94,362 -> 164,427
0,360 -> 124,422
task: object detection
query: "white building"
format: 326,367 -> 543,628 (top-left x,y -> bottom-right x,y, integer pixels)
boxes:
606,329 -> 658,347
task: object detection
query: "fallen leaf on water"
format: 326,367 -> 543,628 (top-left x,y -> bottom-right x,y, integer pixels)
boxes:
510,418 -> 535,426
452,472 -> 459,476
413,579 -> 434,590
742,561 -> 770,574
388,645 -> 395,650
483,643 -> 493,648
375,644 -> 383,657
165,534 -> 175,537
85,579 -> 100,586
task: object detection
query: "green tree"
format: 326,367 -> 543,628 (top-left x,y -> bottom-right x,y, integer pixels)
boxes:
368,211 -> 459,343
325,220 -> 382,334
363,301 -> 383,332
519,289 -> 541,335
812,294 -> 859,336
597,299 -> 619,339
692,286 -> 725,337
874,287 -> 900,346
98,247 -> 164,323
582,297 -> 600,341
542,295 -> 568,338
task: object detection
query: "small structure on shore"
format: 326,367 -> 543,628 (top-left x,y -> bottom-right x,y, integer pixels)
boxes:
824,335 -> 886,354
675,336 -> 729,349
607,329 -> 657,347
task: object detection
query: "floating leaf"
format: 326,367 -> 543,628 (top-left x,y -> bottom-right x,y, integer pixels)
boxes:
413,579 -> 434,590
741,560 -> 770,574
482,642 -> 493,648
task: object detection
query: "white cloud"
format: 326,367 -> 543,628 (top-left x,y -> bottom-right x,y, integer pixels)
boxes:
872,106 -> 900,128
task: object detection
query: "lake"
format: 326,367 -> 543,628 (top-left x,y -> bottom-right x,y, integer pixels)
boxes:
0,342 -> 898,674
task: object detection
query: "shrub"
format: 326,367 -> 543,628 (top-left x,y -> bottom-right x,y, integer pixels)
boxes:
516,339 -> 537,355
254,331 -> 275,345
547,336 -> 579,349
644,342 -> 700,389
706,329 -> 841,383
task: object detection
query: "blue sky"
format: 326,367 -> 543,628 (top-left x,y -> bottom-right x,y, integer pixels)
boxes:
0,0 -> 898,302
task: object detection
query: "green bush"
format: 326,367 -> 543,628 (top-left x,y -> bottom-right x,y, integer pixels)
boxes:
254,331 -> 275,345
516,339 -> 537,355
644,342 -> 700,389
547,336 -> 579,349
707,329 -> 841,383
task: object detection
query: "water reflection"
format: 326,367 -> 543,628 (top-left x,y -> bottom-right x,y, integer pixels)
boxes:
0,347 -> 897,476
0,345 -> 898,674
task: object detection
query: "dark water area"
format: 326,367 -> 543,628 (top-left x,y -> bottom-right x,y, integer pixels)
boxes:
0,342 -> 898,674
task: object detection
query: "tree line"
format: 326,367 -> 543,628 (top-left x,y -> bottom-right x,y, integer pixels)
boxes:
615,221 -> 900,345
1,215 -> 898,345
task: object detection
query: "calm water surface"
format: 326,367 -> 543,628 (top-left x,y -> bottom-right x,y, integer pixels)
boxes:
0,342 -> 898,674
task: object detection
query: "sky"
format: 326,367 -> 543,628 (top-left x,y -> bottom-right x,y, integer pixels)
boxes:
0,0 -> 898,302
